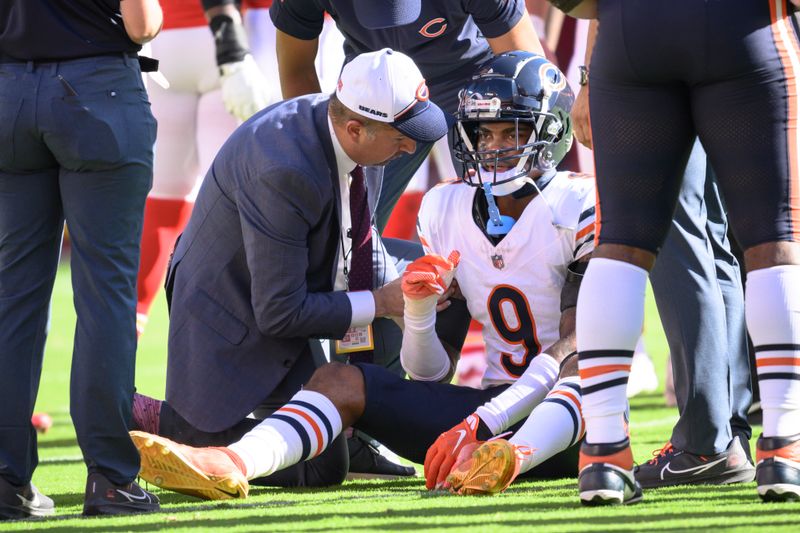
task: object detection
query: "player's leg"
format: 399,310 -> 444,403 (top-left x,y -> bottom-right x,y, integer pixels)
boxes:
577,0 -> 698,506
447,376 -> 584,494
131,361 -> 359,499
692,2 -> 800,502
351,364 -> 503,465
136,28 -> 207,335
130,360 -> 499,499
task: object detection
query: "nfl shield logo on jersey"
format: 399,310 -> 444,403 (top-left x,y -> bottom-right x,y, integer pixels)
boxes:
491,254 -> 505,270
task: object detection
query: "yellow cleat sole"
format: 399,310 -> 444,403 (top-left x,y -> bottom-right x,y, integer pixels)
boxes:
130,431 -> 249,500
447,439 -> 519,495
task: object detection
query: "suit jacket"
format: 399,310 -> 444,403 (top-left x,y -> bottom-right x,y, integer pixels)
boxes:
164,94 -> 384,432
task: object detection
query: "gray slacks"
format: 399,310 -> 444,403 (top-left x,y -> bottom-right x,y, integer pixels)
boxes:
651,139 -> 752,455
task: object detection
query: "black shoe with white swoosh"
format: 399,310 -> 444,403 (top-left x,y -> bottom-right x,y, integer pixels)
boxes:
83,472 -> 160,516
0,476 -> 55,520
634,436 -> 755,489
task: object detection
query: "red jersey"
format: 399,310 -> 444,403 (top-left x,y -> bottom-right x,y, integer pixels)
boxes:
160,0 -> 206,30
160,0 -> 272,31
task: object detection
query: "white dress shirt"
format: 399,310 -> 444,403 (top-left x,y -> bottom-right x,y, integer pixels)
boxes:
327,116 -> 375,327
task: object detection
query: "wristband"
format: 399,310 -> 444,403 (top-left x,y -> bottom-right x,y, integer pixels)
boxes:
209,14 -> 249,67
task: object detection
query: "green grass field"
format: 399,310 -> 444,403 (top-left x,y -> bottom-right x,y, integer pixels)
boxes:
6,263 -> 799,531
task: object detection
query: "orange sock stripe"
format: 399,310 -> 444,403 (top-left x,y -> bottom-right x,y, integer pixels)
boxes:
549,389 -> 583,421
756,356 -> 800,367
579,364 -> 632,380
587,84 -> 602,246
549,390 -> 580,408
769,0 -> 800,241
579,445 -> 633,471
279,407 -> 324,457
756,441 -> 800,463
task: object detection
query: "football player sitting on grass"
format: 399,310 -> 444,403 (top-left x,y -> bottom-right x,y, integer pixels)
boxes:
128,51 -> 596,499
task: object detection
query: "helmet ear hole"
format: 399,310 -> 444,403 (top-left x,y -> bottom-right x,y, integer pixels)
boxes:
546,118 -> 562,138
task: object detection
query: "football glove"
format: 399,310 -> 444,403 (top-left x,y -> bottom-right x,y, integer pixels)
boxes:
220,54 -> 274,122
424,413 -> 482,490
401,250 -> 460,300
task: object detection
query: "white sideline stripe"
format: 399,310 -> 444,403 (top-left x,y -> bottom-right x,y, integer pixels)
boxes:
630,415 -> 679,429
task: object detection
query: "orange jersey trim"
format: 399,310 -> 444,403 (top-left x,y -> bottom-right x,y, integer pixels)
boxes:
769,0 -> 800,241
576,222 -> 595,241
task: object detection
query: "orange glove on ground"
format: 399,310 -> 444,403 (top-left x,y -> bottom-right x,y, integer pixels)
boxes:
423,413 -> 482,490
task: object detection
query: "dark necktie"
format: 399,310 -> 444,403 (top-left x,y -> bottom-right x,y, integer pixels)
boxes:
347,165 -> 374,364
348,165 -> 373,292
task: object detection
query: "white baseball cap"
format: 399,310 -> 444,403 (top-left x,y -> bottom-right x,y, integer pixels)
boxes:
336,48 -> 450,143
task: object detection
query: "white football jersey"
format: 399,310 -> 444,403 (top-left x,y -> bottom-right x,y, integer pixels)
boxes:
417,172 -> 596,388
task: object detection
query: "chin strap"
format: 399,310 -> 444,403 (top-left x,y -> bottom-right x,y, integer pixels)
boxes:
483,182 -> 516,236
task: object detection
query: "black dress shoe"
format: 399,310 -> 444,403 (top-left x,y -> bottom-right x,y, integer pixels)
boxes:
83,472 -> 160,516
347,434 -> 416,480
0,477 -> 54,520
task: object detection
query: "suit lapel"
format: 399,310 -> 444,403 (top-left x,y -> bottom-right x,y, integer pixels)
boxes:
314,97 -> 344,288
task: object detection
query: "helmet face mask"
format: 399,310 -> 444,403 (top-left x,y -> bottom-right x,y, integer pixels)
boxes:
454,52 -> 575,195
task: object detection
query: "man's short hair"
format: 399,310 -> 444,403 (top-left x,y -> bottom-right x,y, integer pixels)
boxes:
329,93 -> 393,138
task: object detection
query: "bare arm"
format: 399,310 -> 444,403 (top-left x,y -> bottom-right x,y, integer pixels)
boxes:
276,29 -> 322,98
572,19 -> 598,149
120,0 -> 163,44
486,14 -> 545,56
542,306 -> 577,369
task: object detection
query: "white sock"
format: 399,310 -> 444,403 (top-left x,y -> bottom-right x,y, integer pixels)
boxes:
475,353 -> 559,434
745,265 -> 800,438
228,390 -> 343,479
577,258 -> 647,444
510,377 -> 583,473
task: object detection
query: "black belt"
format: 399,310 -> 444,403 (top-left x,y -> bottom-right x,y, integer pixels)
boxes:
0,52 -> 159,72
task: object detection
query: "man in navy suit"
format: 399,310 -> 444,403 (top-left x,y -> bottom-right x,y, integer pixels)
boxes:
131,48 -> 452,488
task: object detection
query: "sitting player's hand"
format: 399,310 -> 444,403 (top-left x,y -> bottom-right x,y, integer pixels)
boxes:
424,413 -> 481,490
402,251 -> 460,301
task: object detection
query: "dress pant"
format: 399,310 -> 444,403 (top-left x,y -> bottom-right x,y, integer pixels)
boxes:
0,54 -> 156,485
651,139 -> 752,455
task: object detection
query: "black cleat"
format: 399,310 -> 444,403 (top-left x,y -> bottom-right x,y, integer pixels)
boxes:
346,434 -> 416,480
634,437 -> 755,488
0,477 -> 54,520
83,472 -> 160,516
756,433 -> 800,502
578,439 -> 642,506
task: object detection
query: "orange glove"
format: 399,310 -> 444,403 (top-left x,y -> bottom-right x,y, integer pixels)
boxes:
424,413 -> 482,490
401,251 -> 460,300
